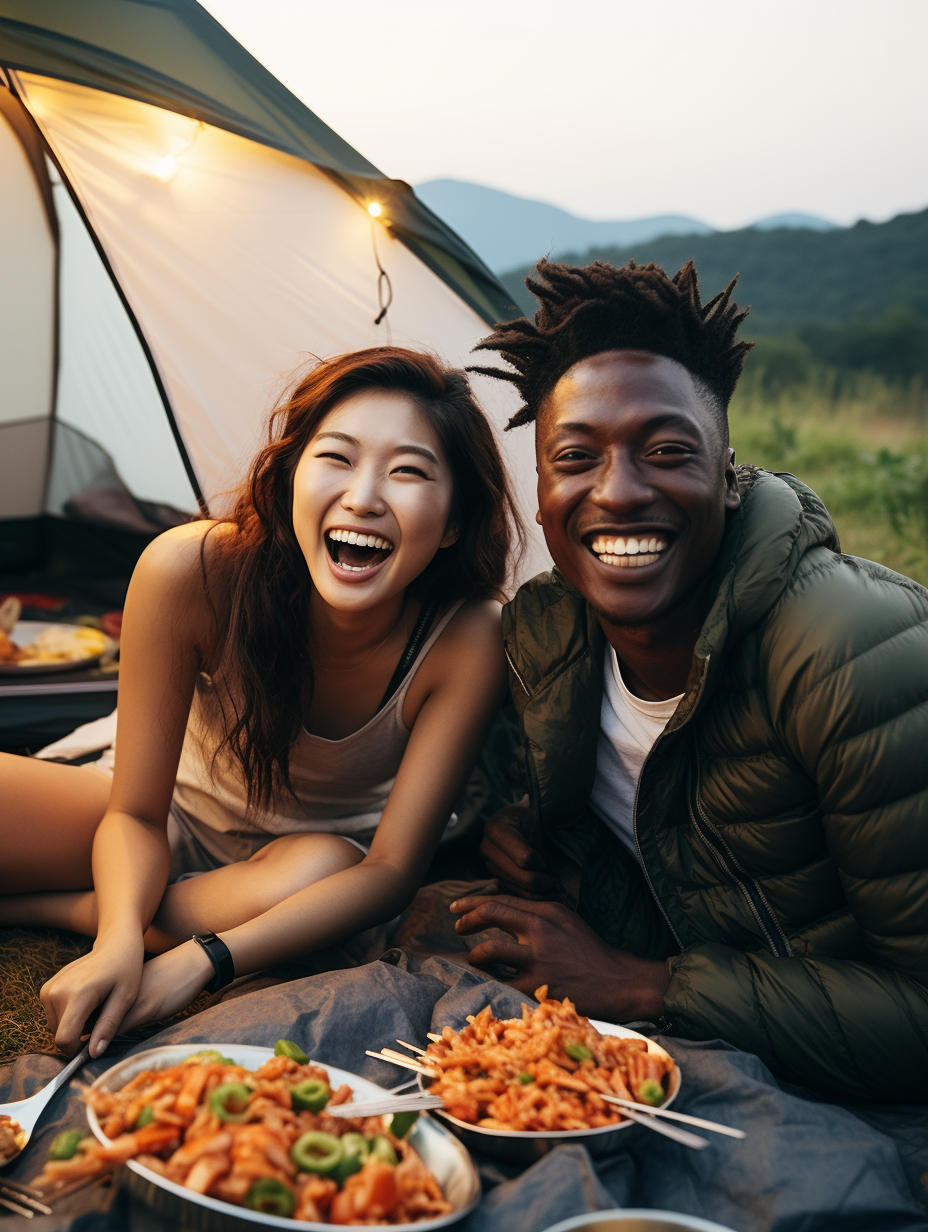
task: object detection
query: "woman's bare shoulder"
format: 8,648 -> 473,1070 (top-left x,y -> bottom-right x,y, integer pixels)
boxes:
424,598 -> 504,678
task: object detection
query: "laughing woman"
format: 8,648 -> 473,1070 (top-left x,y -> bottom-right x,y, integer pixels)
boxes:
0,348 -> 520,1056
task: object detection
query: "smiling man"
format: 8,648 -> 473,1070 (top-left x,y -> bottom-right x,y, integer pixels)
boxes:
454,258 -> 928,1102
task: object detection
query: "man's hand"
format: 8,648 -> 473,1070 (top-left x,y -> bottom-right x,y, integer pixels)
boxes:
451,894 -> 669,1023
480,801 -> 558,899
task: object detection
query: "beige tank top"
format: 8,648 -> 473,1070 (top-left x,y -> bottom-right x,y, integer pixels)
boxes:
169,601 -> 465,866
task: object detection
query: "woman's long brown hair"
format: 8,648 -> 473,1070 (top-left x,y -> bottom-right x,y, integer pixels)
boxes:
200,346 -> 522,814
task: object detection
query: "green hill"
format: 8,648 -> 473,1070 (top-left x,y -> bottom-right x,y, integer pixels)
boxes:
499,208 -> 928,382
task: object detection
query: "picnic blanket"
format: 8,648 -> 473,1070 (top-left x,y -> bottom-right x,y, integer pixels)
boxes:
2,949 -> 927,1232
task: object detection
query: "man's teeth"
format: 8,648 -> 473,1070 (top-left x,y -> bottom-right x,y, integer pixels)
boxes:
590,535 -> 667,558
326,529 -> 393,551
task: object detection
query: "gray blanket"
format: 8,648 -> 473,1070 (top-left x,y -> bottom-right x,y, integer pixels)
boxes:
2,950 -> 926,1232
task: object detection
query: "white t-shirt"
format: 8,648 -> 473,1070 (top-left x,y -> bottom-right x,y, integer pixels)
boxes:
588,646 -> 683,862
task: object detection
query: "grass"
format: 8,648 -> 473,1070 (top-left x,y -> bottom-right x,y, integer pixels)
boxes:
730,367 -> 928,585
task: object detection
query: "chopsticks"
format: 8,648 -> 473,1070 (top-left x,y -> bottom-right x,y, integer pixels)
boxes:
365,1048 -> 438,1079
600,1093 -> 745,1139
0,1177 -> 53,1217
328,1091 -> 444,1118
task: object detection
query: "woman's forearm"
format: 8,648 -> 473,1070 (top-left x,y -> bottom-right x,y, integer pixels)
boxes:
91,811 -> 171,944
217,857 -> 412,977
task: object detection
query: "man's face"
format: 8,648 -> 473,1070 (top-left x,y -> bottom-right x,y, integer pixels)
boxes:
535,350 -> 740,627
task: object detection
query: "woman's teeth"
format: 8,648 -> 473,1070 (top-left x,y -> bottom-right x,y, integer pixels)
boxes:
327,529 -> 393,551
589,535 -> 667,568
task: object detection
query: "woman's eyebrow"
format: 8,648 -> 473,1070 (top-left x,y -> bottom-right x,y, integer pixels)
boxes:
314,431 -> 358,446
392,443 -> 440,465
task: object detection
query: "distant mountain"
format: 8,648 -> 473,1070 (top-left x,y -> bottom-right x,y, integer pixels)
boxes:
751,213 -> 839,232
414,179 -> 712,273
498,208 -> 928,336
414,179 -> 838,274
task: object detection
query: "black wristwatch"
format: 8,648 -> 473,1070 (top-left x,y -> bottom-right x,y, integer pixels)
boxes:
191,931 -> 235,993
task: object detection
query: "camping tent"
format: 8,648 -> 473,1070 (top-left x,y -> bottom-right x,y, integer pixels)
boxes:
0,0 -> 549,745
0,0 -> 547,569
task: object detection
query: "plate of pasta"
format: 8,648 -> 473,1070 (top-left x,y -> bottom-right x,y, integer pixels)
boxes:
37,1044 -> 479,1230
419,988 -> 680,1162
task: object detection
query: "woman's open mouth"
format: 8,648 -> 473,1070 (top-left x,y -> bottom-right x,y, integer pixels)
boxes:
325,528 -> 395,573
587,533 -> 670,569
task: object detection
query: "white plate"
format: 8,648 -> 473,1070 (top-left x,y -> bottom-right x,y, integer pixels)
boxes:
0,621 -> 110,674
86,1043 -> 480,1231
421,1019 -> 680,1162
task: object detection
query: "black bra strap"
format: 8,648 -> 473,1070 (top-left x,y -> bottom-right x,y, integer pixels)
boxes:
378,601 -> 438,711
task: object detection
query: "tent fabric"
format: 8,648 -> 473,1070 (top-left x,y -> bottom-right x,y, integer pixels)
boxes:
0,0 -> 519,327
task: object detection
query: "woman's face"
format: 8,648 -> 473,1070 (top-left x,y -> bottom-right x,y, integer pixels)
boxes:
292,389 -> 457,612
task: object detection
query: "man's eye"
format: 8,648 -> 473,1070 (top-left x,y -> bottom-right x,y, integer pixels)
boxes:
647,443 -> 691,458
554,449 -> 594,463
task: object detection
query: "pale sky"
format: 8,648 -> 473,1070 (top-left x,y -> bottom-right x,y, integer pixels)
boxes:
202,0 -> 927,231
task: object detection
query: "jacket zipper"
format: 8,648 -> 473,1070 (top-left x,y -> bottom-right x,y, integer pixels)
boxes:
631,730 -> 684,950
690,751 -> 793,958
504,645 -> 530,698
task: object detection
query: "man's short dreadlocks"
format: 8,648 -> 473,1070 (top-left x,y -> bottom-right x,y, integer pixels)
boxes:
469,258 -> 752,444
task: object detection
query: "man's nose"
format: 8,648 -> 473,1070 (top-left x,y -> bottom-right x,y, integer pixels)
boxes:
341,466 -> 386,516
593,451 -> 654,512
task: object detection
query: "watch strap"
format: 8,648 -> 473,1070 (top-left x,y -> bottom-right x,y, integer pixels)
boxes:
191,931 -> 235,993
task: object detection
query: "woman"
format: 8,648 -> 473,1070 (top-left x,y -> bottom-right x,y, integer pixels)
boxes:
0,347 -> 520,1057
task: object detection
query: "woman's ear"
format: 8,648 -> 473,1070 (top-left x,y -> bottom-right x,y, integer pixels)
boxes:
440,524 -> 459,549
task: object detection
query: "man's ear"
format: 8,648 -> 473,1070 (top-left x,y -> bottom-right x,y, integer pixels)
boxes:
535,508 -> 543,526
724,448 -> 741,511
440,524 -> 459,549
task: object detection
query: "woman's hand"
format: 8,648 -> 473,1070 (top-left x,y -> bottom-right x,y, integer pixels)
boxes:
41,938 -> 145,1057
451,894 -> 670,1023
117,941 -> 216,1035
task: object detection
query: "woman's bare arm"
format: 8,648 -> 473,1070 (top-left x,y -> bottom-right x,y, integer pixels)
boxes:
119,600 -> 507,1028
41,522 -> 215,1054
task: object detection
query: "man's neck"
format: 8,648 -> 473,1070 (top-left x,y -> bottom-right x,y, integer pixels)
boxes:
596,579 -> 713,701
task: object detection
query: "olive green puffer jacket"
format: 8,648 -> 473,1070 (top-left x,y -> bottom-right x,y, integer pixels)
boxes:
502,467 -> 928,1102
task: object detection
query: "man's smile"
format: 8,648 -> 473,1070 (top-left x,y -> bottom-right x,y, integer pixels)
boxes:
584,529 -> 674,569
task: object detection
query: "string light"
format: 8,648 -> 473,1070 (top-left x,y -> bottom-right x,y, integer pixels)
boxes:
152,120 -> 205,182
368,201 -> 383,218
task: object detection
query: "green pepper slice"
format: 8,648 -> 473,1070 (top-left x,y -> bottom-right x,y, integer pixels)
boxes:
331,1132 -> 368,1184
135,1105 -> 154,1128
291,1131 -> 343,1174
274,1039 -> 309,1065
564,1043 -> 593,1063
209,1082 -> 253,1123
386,1110 -> 419,1139
638,1078 -> 666,1107
291,1077 -> 330,1112
185,1049 -> 235,1065
243,1178 -> 296,1216
48,1130 -> 84,1161
517,1072 -> 534,1085
367,1135 -> 398,1167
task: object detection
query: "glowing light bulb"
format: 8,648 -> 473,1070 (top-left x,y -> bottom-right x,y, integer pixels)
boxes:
154,154 -> 177,182
368,201 -> 382,218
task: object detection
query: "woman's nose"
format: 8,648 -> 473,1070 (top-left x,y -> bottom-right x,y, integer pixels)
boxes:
341,467 -> 386,516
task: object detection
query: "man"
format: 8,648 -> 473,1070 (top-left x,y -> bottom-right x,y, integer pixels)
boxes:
453,258 -> 928,1102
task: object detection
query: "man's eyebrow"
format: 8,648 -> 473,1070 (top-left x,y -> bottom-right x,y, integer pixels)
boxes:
314,431 -> 439,465
551,412 -> 700,439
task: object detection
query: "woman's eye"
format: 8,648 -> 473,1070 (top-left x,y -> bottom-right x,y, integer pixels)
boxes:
315,451 -> 351,464
392,465 -> 429,478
